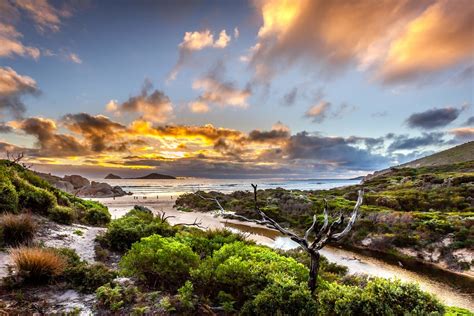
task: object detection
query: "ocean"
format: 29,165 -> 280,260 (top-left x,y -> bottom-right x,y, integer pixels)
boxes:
93,178 -> 361,197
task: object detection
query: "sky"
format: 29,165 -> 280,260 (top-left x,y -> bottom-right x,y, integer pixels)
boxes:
0,0 -> 473,178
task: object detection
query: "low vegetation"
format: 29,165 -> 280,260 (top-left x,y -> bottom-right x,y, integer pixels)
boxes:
176,161 -> 474,271
0,160 -> 111,226
10,247 -> 66,283
0,213 -> 36,247
97,206 -> 176,251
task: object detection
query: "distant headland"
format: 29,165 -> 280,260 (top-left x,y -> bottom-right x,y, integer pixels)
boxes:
105,173 -> 176,180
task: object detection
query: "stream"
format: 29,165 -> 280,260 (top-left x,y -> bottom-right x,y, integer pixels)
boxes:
223,222 -> 474,311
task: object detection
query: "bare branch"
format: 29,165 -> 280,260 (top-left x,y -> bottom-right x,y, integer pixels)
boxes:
174,218 -> 207,229
330,189 -> 363,241
304,215 -> 317,242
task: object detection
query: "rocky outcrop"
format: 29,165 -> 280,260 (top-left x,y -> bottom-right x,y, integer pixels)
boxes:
75,181 -> 128,198
63,175 -> 90,189
36,172 -> 129,198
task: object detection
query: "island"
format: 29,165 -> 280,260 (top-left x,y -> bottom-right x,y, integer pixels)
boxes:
105,173 -> 122,179
104,172 -> 176,180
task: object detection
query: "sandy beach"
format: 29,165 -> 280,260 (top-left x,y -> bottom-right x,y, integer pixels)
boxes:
95,194 -> 279,248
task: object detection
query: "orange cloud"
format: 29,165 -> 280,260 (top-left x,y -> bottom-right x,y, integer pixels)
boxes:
250,0 -> 473,84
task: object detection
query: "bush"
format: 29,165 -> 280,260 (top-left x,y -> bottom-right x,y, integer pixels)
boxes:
96,281 -> 139,312
10,247 -> 65,283
190,242 -> 308,307
17,181 -> 56,214
101,209 -> 175,251
0,214 -> 36,246
82,205 -> 111,226
48,205 -> 75,224
318,278 -> 445,315
240,273 -> 318,315
65,262 -> 117,293
175,228 -> 249,258
120,234 -> 199,290
0,177 -> 19,213
53,247 -> 117,293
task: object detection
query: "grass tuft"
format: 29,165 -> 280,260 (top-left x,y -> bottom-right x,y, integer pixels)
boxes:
10,247 -> 66,283
0,214 -> 36,246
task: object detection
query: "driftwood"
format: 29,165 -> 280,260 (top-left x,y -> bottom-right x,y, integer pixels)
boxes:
197,184 -> 363,293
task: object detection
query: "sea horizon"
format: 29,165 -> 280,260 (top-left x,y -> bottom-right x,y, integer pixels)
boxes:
95,177 -> 361,197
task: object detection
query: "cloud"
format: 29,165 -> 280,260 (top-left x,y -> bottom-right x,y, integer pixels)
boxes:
234,27 -> 239,39
449,127 -> 474,142
192,77 -> 250,109
386,132 -> 447,152
67,53 -> 82,64
406,106 -> 465,129
0,67 -> 40,118
379,0 -> 474,83
13,0 -> 72,33
461,116 -> 474,127
107,80 -> 173,123
0,123 -> 13,133
213,30 -> 231,48
248,122 -> 290,143
168,29 -> 233,80
61,113 -> 127,152
305,100 -> 352,123
305,101 -> 331,123
188,101 -> 209,113
248,0 -> 473,85
282,87 -> 298,106
283,132 -> 390,171
10,117 -> 87,157
0,22 -> 40,59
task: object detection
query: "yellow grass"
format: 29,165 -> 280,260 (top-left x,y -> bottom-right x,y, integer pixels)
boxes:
10,247 -> 65,282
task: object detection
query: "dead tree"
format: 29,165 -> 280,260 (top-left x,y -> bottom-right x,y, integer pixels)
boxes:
198,184 -> 363,294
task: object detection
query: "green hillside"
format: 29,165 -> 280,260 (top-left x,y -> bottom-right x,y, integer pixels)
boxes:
402,141 -> 474,168
0,159 -> 110,226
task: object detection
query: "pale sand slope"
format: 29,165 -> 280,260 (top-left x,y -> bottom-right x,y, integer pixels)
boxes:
96,194 -> 277,247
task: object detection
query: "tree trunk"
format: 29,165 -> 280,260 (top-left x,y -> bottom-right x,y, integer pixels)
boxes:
308,251 -> 320,294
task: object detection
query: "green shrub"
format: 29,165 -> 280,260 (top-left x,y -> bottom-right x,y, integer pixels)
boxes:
318,278 -> 445,315
190,242 -> 308,307
0,177 -> 19,213
0,213 -> 36,246
48,205 -> 75,224
64,262 -> 117,293
241,273 -> 318,316
96,282 -> 139,312
175,228 -> 249,258
120,234 -> 199,290
445,306 -> 474,316
82,206 -> 111,226
177,280 -> 196,310
55,247 -> 117,293
101,209 -> 175,251
16,180 -> 56,214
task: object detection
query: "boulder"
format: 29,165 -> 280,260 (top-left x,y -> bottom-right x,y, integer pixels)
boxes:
64,175 -> 90,189
75,181 -> 130,198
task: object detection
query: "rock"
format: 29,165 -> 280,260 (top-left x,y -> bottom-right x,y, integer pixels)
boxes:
54,180 -> 75,193
63,175 -> 90,189
36,172 -> 128,198
75,182 -> 129,198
